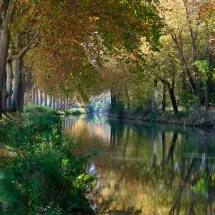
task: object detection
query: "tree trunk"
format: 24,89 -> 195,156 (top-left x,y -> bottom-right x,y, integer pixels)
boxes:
171,34 -> 197,96
110,89 -> 117,113
168,86 -> 178,114
0,26 -> 10,117
32,86 -> 35,103
60,96 -> 63,110
12,57 -> 25,112
2,71 -> 7,113
0,1 -> 15,117
63,97 -> 66,110
205,80 -> 210,111
35,89 -> 39,105
6,62 -> 13,110
152,79 -> 158,112
125,86 -> 130,110
48,95 -> 52,108
162,84 -> 167,112
53,97 -> 56,109
68,98 -> 71,109
65,97 -> 68,110
39,90 -> 43,105
44,94 -> 47,106
56,99 -> 59,110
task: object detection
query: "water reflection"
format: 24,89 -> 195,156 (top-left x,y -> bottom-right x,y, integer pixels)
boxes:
64,115 -> 215,215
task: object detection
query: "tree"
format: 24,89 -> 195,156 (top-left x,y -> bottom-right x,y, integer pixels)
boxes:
0,0 -> 15,117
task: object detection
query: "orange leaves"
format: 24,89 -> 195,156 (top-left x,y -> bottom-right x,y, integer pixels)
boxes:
198,2 -> 215,20
23,0 -> 163,100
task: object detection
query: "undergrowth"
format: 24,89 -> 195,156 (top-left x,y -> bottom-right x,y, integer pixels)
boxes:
0,106 -> 95,214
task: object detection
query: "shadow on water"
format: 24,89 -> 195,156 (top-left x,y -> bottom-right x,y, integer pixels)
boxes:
63,114 -> 215,215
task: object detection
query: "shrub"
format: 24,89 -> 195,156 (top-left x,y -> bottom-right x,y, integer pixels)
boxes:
0,107 -> 95,214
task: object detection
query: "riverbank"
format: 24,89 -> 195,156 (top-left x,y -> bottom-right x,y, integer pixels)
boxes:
57,107 -> 88,115
109,110 -> 215,128
0,106 -> 95,214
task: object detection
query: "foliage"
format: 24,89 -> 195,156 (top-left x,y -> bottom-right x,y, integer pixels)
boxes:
0,107 -> 95,214
109,100 -> 125,116
63,108 -> 87,115
191,174 -> 209,194
194,60 -> 212,84
24,0 -> 163,101
180,92 -> 199,111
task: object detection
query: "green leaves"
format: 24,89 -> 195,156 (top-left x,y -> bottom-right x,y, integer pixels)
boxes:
194,60 -> 212,84
0,107 -> 95,214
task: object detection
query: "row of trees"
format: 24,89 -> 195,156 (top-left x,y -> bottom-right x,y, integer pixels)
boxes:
3,0 -> 214,116
0,0 -> 163,118
31,88 -> 74,110
94,0 -> 215,114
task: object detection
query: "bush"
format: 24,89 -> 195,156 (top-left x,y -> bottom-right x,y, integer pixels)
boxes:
0,106 -> 95,214
180,92 -> 199,111
109,101 -> 125,116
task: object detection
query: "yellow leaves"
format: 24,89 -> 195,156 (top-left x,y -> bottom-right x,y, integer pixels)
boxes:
89,16 -> 100,22
159,0 -> 187,30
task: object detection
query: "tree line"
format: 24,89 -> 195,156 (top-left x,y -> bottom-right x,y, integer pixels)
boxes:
93,0 -> 215,114
0,0 -> 163,118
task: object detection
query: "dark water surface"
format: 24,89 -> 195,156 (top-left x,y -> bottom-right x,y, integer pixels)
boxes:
63,115 -> 215,215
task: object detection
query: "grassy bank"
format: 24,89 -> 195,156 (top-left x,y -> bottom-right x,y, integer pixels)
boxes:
109,110 -> 215,128
57,108 -> 87,116
0,106 -> 95,214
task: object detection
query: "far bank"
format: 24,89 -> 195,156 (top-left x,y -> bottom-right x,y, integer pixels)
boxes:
108,110 -> 215,129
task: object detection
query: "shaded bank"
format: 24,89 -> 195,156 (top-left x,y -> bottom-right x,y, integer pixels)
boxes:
109,110 -> 215,128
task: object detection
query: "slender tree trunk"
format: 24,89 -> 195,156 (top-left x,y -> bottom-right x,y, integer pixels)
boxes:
53,97 -> 56,109
35,89 -> 39,105
152,79 -> 158,112
63,97 -> 66,110
32,86 -> 35,103
110,89 -> 117,113
171,34 -> 197,96
125,86 -> 130,110
65,97 -> 68,110
162,84 -> 167,112
39,91 -> 43,105
48,95 -> 52,108
60,97 -> 63,110
56,98 -> 59,110
205,80 -> 210,111
168,86 -> 178,114
6,62 -> 13,110
68,98 -> 71,109
44,94 -> 47,106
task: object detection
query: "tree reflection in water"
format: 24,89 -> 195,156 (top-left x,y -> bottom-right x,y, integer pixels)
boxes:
64,115 -> 215,215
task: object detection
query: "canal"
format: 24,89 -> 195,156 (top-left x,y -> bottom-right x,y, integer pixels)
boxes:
64,114 -> 215,215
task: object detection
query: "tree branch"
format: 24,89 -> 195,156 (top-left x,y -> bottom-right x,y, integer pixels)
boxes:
8,31 -> 40,62
3,0 -> 15,27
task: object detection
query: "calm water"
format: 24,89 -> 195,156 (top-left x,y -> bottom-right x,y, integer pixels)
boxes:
63,114 -> 215,215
